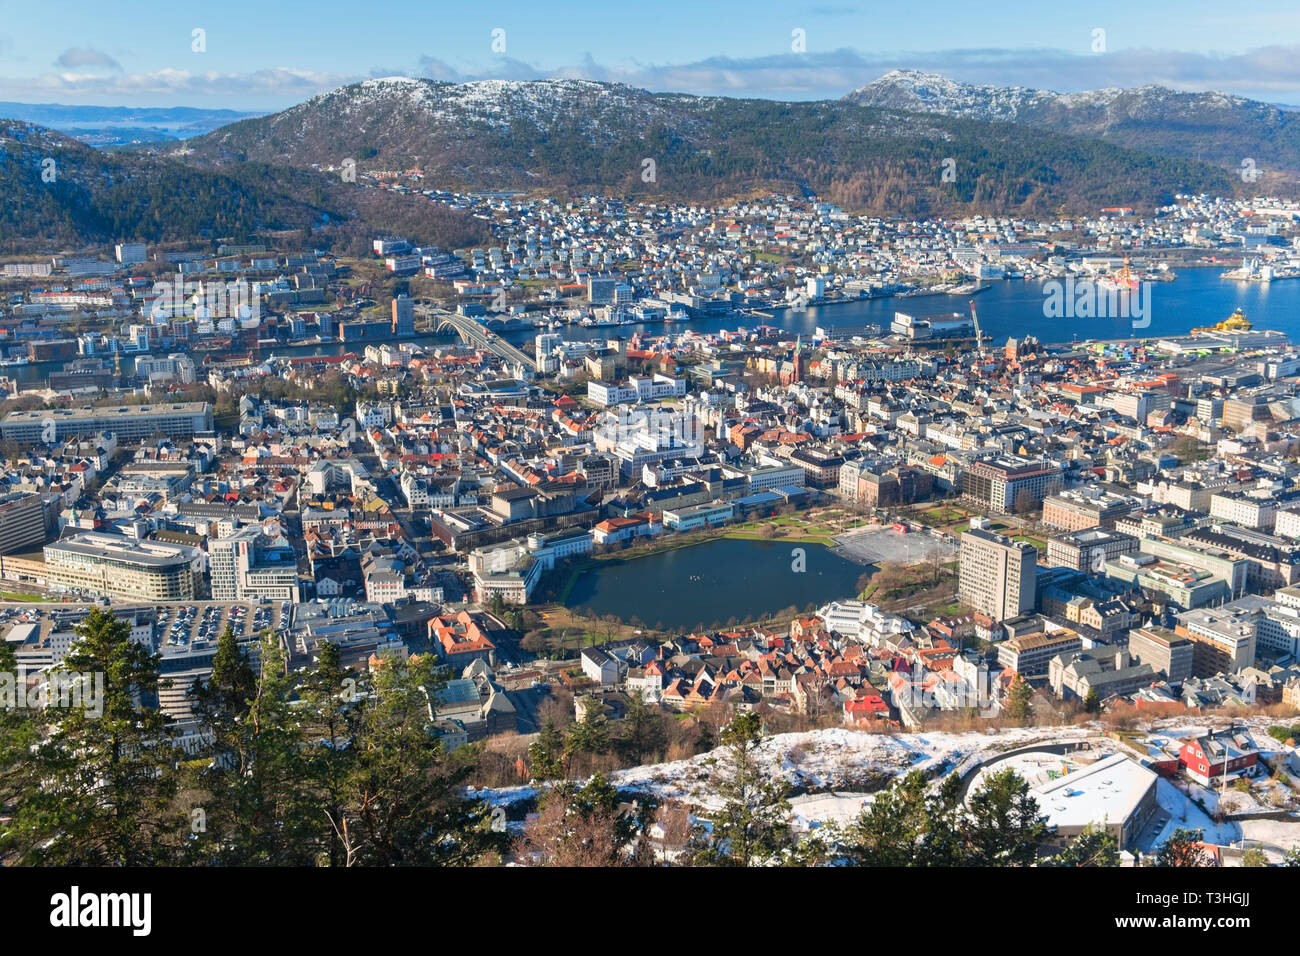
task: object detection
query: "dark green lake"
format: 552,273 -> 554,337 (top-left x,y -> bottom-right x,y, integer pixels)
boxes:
565,538 -> 866,630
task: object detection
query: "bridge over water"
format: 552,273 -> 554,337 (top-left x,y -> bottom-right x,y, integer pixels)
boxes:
416,306 -> 537,373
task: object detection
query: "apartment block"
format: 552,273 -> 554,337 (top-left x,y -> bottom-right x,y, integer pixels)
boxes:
1046,527 -> 1138,572
959,528 -> 1038,622
0,492 -> 47,556
961,456 -> 1062,513
1175,606 -> 1258,677
1126,625 -> 1195,683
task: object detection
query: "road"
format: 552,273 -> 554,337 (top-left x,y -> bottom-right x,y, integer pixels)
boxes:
415,306 -> 537,372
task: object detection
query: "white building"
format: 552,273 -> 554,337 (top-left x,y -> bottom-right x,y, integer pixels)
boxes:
816,600 -> 915,647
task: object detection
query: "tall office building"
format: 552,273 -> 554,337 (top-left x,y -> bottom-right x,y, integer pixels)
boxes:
209,527 -> 301,603
959,528 -> 1038,622
391,294 -> 415,337
0,492 -> 46,555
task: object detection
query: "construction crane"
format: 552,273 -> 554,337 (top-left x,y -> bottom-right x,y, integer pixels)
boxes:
969,299 -> 984,352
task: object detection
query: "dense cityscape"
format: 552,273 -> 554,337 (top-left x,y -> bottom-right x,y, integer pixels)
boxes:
1,8 -> 1298,926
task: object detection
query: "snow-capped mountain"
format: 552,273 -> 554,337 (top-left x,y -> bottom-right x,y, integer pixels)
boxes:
163,75 -> 1247,214
844,70 -> 1300,175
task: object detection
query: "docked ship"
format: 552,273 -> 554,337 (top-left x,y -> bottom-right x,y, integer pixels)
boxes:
1096,258 -> 1141,293
1192,308 -> 1252,335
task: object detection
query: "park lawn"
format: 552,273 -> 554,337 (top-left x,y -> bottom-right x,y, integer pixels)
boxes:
724,529 -> 837,547
921,504 -> 971,525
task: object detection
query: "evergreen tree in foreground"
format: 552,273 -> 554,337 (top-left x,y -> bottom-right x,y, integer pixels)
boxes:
6,607 -> 182,865
695,711 -> 792,866
1048,822 -> 1120,867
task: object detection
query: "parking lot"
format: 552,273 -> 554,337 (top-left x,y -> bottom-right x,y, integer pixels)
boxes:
0,599 -> 293,654
832,526 -> 957,566
154,600 -> 292,649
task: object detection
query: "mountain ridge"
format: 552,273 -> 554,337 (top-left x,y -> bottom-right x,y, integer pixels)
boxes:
162,76 -> 1245,216
843,69 -> 1300,177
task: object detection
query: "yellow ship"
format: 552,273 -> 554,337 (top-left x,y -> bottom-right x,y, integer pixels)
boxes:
1193,308 -> 1252,334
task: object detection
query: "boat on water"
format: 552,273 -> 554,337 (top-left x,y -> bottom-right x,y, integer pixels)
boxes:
1192,307 -> 1252,335
0,356 -> 29,367
946,281 -> 989,296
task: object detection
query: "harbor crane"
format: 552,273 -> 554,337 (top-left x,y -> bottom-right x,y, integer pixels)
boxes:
969,299 -> 984,352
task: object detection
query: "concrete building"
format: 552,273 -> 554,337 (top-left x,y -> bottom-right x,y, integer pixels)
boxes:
209,527 -> 301,603
959,528 -> 1038,622
1126,625 -> 1195,684
0,492 -> 47,556
1,402 -> 213,444
1041,489 -> 1135,531
972,751 -> 1158,852
44,532 -> 202,601
1175,606 -> 1258,677
996,624 -> 1082,677
961,456 -> 1062,514
1046,528 -> 1138,572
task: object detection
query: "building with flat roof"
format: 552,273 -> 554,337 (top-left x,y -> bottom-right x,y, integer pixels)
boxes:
960,528 -> 1038,622
996,624 -> 1082,677
971,751 -> 1158,852
1,402 -> 212,444
1174,606 -> 1258,677
0,492 -> 46,556
1042,489 -> 1136,531
44,532 -> 202,601
1046,527 -> 1138,572
1127,625 -> 1195,684
961,456 -> 1062,514
209,527 -> 301,603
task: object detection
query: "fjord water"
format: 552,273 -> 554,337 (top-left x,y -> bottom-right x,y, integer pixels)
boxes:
18,267 -> 1286,388
500,266 -> 1300,347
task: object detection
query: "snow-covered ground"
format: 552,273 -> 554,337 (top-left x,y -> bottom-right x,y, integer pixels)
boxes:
468,718 -> 1300,858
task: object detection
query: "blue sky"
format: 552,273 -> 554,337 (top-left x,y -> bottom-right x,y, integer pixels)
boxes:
2,0 -> 1299,109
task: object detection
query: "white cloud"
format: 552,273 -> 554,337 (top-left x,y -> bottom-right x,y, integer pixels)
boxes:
0,66 -> 353,107
53,47 -> 122,73
3,44 -> 1300,109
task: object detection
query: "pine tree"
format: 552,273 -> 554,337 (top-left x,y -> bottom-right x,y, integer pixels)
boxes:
1006,674 -> 1034,721
961,767 -> 1049,866
697,711 -> 791,866
186,636 -> 318,865
619,692 -> 666,763
840,770 -> 936,866
519,772 -> 643,866
1048,822 -> 1120,866
565,696 -> 610,757
298,639 -> 359,867
337,652 -> 500,865
0,640 -> 40,856
838,770 -> 967,866
529,718 -> 567,781
189,624 -> 256,770
7,607 -> 182,865
1083,688 -> 1101,714
1241,847 -> 1268,867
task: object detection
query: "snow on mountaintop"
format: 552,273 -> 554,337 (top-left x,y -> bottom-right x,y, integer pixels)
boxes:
286,76 -> 667,136
845,69 -> 1250,122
